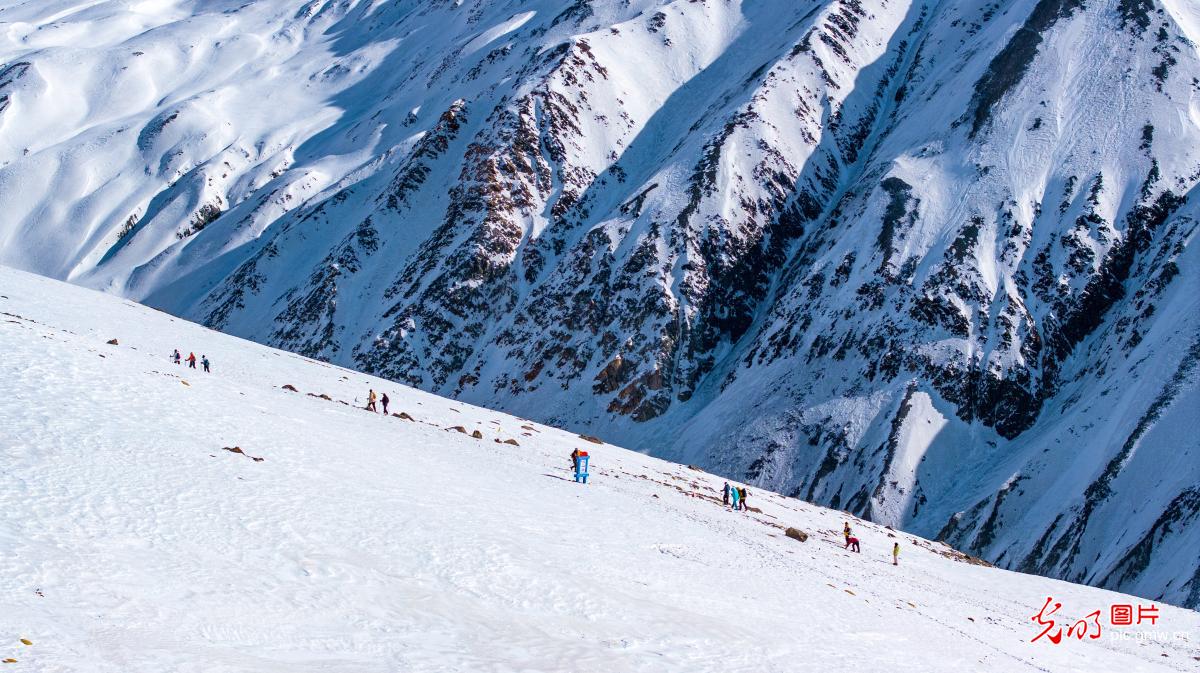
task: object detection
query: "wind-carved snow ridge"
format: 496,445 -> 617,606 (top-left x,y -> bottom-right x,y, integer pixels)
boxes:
0,0 -> 1198,607
3,264 -> 1200,670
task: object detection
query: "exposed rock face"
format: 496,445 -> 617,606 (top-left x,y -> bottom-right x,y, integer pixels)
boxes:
2,0 -> 1198,606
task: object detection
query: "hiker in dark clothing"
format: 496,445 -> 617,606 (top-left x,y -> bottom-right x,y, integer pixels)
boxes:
722,482 -> 730,506
381,392 -> 389,414
173,349 -> 181,365
739,487 -> 749,511
570,448 -> 583,473
201,355 -> 210,373
186,352 -> 197,369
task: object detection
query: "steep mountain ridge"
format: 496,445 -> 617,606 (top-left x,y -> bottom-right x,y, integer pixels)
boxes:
0,0 -> 1197,606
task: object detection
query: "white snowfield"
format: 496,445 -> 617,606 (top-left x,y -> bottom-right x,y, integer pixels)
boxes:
0,265 -> 1196,673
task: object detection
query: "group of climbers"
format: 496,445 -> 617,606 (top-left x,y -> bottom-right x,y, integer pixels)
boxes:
365,389 -> 390,414
179,338 -> 913,572
843,521 -> 861,552
843,521 -> 901,565
159,342 -> 897,571
574,437 -> 913,568
723,486 -> 904,566
172,349 -> 210,373
721,482 -> 751,511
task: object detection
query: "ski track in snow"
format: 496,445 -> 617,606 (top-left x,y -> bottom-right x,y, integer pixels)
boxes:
0,265 -> 1197,671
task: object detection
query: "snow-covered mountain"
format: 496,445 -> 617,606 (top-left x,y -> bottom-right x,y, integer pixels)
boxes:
3,264 -> 1200,671
0,0 -> 1198,608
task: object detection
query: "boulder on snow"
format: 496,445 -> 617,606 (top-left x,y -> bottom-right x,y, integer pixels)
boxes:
307,392 -> 332,400
105,338 -> 119,345
785,527 -> 809,542
222,446 -> 264,462
393,412 -> 414,420
579,434 -> 603,444
448,425 -> 467,434
281,384 -> 298,392
686,464 -> 704,472
470,429 -> 483,439
503,438 -> 519,446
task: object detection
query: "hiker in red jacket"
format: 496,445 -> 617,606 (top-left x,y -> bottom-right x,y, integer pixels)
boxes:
186,352 -> 197,369
845,536 -> 860,553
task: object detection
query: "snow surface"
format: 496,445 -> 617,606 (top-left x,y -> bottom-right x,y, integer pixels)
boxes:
1,264 -> 1197,672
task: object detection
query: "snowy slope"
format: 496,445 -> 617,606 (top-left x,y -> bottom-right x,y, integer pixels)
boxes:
2,264 -> 1199,672
0,0 -> 1198,606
